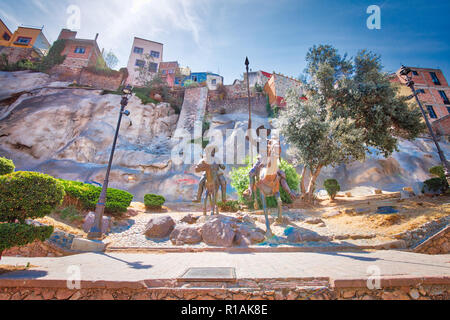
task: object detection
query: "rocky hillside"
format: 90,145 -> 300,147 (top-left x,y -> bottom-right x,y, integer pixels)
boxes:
0,71 -> 449,201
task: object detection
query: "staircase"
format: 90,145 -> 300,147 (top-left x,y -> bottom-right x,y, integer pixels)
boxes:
175,87 -> 208,137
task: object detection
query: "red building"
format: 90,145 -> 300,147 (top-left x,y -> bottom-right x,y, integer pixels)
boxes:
391,67 -> 450,122
57,29 -> 103,71
159,61 -> 180,87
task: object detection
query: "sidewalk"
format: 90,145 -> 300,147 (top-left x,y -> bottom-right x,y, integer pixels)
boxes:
1,250 -> 449,284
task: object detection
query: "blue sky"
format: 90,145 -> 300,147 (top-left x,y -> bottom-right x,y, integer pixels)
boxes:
1,0 -> 449,84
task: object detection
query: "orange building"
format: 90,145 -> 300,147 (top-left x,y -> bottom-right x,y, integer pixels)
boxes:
264,73 -> 304,107
7,26 -> 50,56
0,19 -> 13,47
391,67 -> 450,122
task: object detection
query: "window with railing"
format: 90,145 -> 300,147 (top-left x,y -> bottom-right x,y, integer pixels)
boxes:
426,105 -> 438,119
430,72 -> 441,85
2,32 -> 10,41
74,47 -> 86,54
150,51 -> 160,58
135,59 -> 145,67
438,90 -> 449,104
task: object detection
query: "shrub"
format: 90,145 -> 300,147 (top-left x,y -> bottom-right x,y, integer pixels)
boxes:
37,39 -> 66,72
324,179 -> 340,200
0,223 -> 54,259
422,177 -> 448,194
0,172 -> 65,223
230,158 -> 299,208
218,200 -> 240,213
0,157 -> 15,175
429,166 -> 445,179
59,180 -> 133,217
56,205 -> 84,223
144,194 -> 166,209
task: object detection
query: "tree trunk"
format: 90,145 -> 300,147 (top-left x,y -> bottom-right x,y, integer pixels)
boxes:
304,165 -> 323,201
300,166 -> 307,194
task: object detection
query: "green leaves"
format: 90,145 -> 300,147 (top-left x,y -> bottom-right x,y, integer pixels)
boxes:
144,194 -> 166,209
0,157 -> 15,176
0,172 -> 65,223
0,223 -> 54,255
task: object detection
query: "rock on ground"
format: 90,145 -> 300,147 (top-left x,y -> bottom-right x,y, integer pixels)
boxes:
285,227 -> 332,243
201,215 -> 238,247
170,224 -> 203,245
82,212 -> 111,234
143,215 -> 175,238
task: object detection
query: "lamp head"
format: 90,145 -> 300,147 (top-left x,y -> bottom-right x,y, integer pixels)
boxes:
245,57 -> 249,67
399,66 -> 412,77
122,85 -> 133,96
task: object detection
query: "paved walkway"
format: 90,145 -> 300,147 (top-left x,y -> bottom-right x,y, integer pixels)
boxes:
1,251 -> 450,283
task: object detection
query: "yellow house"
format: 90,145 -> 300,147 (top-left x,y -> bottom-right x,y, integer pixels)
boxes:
8,26 -> 50,56
0,19 -> 13,47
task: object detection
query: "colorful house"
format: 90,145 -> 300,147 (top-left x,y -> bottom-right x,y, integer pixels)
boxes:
264,73 -> 304,107
126,37 -> 164,86
7,25 -> 50,56
0,19 -> 13,47
159,61 -> 181,88
56,29 -> 103,71
390,67 -> 450,122
182,72 -> 223,90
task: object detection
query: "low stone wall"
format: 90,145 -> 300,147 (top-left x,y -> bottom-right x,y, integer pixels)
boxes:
414,225 -> 450,255
0,278 -> 448,300
78,68 -> 126,91
3,240 -> 66,258
208,95 -> 267,116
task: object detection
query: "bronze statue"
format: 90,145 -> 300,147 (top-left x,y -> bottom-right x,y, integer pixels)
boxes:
245,139 -> 297,236
194,156 -> 223,216
193,168 -> 227,203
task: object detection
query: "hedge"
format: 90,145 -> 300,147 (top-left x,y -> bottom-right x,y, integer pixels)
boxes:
0,157 -> 15,176
0,223 -> 54,259
144,194 -> 165,209
0,172 -> 65,223
59,180 -> 133,217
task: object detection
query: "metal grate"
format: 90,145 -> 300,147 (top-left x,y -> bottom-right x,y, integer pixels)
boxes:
178,267 -> 236,282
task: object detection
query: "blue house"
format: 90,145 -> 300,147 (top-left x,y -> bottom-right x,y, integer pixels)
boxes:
182,72 -> 223,90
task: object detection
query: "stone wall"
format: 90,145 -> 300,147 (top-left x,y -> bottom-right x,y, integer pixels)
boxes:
208,95 -> 267,116
0,279 -> 447,300
0,46 -> 40,64
433,115 -> 450,137
413,225 -> 450,255
78,68 -> 126,91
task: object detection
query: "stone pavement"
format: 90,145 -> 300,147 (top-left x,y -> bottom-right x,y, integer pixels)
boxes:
1,250 -> 449,284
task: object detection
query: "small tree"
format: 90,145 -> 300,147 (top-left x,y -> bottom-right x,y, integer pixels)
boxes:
324,179 -> 340,200
0,171 -> 64,259
279,45 -> 425,201
0,157 -> 15,175
136,54 -> 157,87
104,50 -> 119,70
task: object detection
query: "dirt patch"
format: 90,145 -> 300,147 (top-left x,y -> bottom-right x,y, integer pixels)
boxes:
0,264 -> 36,275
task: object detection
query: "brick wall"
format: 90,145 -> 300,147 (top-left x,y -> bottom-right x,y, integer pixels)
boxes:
432,115 -> 450,136
208,95 -> 267,116
79,68 -> 126,91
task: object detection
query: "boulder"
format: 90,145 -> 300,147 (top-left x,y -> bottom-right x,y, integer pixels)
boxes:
82,212 -> 111,234
143,215 -> 175,238
180,214 -> 198,224
170,224 -> 202,245
284,227 -> 331,243
305,217 -> 324,225
234,224 -> 265,246
201,215 -> 238,247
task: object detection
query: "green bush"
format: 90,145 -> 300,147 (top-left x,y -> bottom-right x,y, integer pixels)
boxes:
230,158 -> 299,209
324,179 -> 340,200
57,205 -> 83,223
0,157 -> 15,175
218,200 -> 240,213
0,172 -> 65,223
0,223 -> 54,258
429,166 -> 445,179
59,180 -> 133,217
144,194 -> 166,209
422,178 -> 447,194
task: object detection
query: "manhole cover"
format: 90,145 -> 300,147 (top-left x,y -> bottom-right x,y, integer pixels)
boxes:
376,206 -> 399,214
179,267 -> 236,282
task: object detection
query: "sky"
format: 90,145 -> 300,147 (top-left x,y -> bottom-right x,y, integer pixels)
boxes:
1,0 -> 449,84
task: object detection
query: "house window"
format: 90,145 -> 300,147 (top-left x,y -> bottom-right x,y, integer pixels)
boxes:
412,70 -> 419,76
426,105 -> 438,119
148,62 -> 158,73
416,89 -> 425,94
430,72 -> 441,85
438,90 -> 449,104
135,59 -> 145,67
168,69 -> 175,74
134,47 -> 143,54
74,47 -> 86,54
14,37 -> 31,45
192,76 -> 197,82
150,51 -> 160,58
2,32 -> 10,41
211,79 -> 217,85
161,70 -> 167,75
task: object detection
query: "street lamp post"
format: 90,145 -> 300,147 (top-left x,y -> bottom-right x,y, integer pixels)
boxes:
88,85 -> 133,240
245,57 -> 254,165
399,66 -> 450,185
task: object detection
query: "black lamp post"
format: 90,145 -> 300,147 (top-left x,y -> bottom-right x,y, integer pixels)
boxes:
88,85 -> 133,240
245,57 -> 254,165
399,66 -> 450,185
